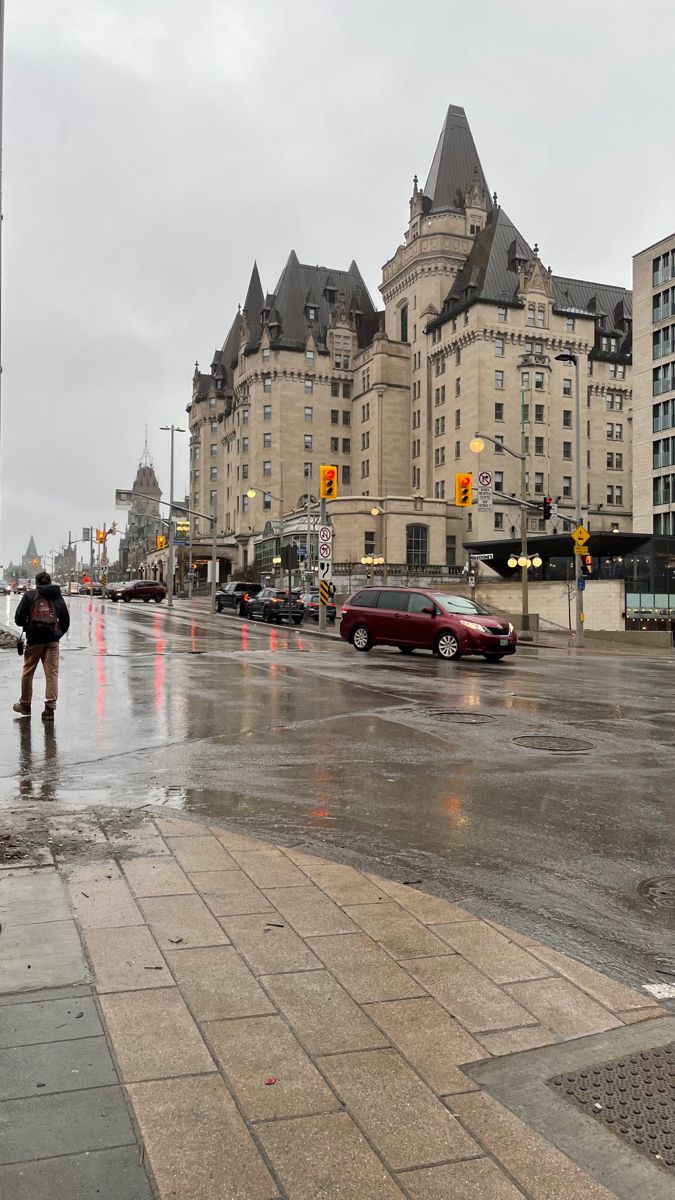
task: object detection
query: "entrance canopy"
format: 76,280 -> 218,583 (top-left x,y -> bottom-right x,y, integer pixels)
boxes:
464,532 -> 651,580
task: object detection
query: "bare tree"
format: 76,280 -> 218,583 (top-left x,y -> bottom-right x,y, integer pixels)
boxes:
561,563 -> 576,630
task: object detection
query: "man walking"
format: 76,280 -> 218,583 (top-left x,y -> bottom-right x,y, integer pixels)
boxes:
13,571 -> 70,721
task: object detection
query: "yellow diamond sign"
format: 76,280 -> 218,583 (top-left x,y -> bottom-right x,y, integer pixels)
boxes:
570,524 -> 590,548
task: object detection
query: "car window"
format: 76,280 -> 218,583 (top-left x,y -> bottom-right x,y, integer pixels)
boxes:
432,594 -> 491,616
376,590 -> 410,612
409,592 -> 432,614
349,589 -> 380,608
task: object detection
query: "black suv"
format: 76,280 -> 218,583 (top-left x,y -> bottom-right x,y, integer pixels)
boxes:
246,589 -> 305,625
216,581 -> 263,616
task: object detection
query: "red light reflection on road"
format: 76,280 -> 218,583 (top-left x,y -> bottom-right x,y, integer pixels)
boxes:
241,625 -> 248,652
154,615 -> 165,714
269,629 -> 277,653
442,794 -> 468,827
94,611 -> 106,723
190,623 -> 197,654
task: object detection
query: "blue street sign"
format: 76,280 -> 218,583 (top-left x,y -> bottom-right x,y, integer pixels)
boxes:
577,578 -> 586,591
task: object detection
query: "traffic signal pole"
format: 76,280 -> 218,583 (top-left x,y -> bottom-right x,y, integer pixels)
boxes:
318,498 -> 327,634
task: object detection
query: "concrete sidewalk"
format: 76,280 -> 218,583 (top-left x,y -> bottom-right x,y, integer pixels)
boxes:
1,807 -> 673,1200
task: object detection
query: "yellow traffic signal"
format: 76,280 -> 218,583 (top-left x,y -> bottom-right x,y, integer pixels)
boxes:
96,529 -> 106,544
455,472 -> 473,507
156,534 -> 167,550
320,464 -> 338,500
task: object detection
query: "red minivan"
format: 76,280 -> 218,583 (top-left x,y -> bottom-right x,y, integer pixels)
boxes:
339,586 -> 517,661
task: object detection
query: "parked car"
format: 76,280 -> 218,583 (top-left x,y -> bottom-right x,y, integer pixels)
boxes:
78,583 -> 103,596
299,592 -> 337,623
108,579 -> 167,604
339,587 -> 517,661
246,588 -> 305,625
216,580 -> 263,616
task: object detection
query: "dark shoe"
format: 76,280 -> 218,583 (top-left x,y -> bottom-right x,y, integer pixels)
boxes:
13,703 -> 31,716
41,709 -> 55,722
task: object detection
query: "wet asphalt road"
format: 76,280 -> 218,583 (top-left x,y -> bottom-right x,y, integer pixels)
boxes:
1,594 -> 674,993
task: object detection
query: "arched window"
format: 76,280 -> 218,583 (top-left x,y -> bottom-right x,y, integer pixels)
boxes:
400,303 -> 409,343
406,523 -> 428,566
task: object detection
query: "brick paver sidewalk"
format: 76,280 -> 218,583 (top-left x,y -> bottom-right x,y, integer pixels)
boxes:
1,808 -> 671,1199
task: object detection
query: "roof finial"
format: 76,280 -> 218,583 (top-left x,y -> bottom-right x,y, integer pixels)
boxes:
413,173 -> 419,193
533,242 -> 539,257
140,426 -> 152,468
492,191 -> 498,207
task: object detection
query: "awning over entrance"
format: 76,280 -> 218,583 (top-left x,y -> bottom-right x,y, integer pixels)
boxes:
463,532 -> 652,579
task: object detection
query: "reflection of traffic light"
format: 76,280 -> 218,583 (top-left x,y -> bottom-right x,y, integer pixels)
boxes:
582,554 -> 593,577
320,464 -> 338,499
455,472 -> 473,507
156,534 -> 167,550
542,496 -> 552,520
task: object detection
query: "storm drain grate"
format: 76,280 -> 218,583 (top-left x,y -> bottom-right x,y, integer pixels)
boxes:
423,708 -> 496,725
549,1043 -> 675,1171
638,876 -> 675,910
512,734 -> 594,752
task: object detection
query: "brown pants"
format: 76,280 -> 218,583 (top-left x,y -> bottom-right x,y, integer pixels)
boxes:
20,643 -> 60,710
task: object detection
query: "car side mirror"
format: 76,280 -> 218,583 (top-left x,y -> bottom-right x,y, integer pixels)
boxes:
421,606 -> 436,616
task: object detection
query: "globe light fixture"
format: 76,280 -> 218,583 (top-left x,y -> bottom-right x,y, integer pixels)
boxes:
469,436 -> 485,454
517,555 -> 529,568
507,555 -> 518,568
532,554 -> 543,568
246,488 -> 257,499
370,507 -> 382,517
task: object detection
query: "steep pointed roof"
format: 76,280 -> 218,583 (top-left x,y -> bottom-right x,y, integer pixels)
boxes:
423,105 -> 491,214
241,262 -> 265,346
263,254 -> 377,350
24,535 -> 38,560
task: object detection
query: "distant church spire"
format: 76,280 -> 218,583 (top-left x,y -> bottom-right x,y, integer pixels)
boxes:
140,427 -> 153,469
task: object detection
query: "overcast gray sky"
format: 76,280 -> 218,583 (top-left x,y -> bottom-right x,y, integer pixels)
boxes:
1,0 -> 671,568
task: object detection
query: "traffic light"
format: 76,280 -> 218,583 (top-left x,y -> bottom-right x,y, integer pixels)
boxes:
319,464 -> 338,499
96,529 -> 106,544
156,534 -> 167,550
542,496 -> 553,520
455,472 -> 473,507
582,554 -> 593,577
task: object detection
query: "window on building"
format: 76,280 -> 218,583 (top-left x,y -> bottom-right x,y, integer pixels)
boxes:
304,378 -> 313,395
361,459 -> 370,478
304,406 -> 313,422
563,410 -> 572,428
210,466 -> 217,480
606,392 -> 623,411
435,416 -> 446,436
455,440 -> 460,459
331,409 -> 339,424
494,511 -> 504,529
263,460 -> 272,476
263,377 -> 272,393
331,381 -> 340,398
455,347 -> 461,366
495,435 -> 504,453
494,471 -> 504,492
495,338 -> 504,356
306,350 -> 314,366
242,409 -> 249,426
361,431 -> 370,451
343,382 -> 351,400
362,402 -> 370,422
563,378 -> 572,397
210,443 -> 218,457
304,434 -> 313,450
537,306 -> 545,327
209,396 -> 216,408
406,523 -> 428,566
455,377 -> 461,397
263,433 -> 271,448
434,481 -> 446,498
262,347 -> 270,362
535,436 -> 544,455
535,404 -> 545,422
263,404 -> 272,420
562,476 -> 572,497
210,420 -> 218,433
342,465 -> 351,485
242,436 -> 249,451
565,317 -> 575,332
521,371 -> 530,390
527,305 -> 535,327
534,372 -> 544,391
263,493 -> 272,510
210,489 -> 217,507
330,437 -> 339,453
497,305 -> 507,321
495,370 -> 504,389
242,496 -> 249,513
341,437 -> 349,453
434,447 -> 446,466
467,511 -> 472,530
534,472 -> 544,493
242,464 -> 248,480
563,441 -> 572,459
454,408 -> 460,429
343,411 -> 351,425
400,304 -> 408,343
495,402 -> 504,421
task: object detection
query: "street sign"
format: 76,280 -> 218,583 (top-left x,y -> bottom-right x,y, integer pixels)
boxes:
115,489 -> 133,508
319,580 -> 331,606
82,527 -> 91,542
550,501 -> 558,519
319,525 -> 332,544
577,578 -> 586,591
476,469 -> 492,513
571,524 -> 590,547
478,471 -> 493,487
319,542 -> 331,560
471,553 -> 494,561
573,545 -> 590,555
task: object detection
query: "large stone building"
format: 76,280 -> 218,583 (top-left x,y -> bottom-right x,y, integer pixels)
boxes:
632,232 -> 675,536
118,443 -> 163,578
187,104 -> 633,581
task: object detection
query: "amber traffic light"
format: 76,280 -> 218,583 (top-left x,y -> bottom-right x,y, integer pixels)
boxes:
156,534 -> 167,550
320,464 -> 338,499
455,472 -> 473,507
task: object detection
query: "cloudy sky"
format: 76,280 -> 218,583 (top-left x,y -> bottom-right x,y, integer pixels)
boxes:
1,0 -> 671,568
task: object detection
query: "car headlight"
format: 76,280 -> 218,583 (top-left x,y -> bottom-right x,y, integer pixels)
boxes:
508,623 -> 515,635
459,619 -> 491,634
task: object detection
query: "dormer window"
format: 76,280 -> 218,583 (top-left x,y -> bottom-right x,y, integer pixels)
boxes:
325,288 -> 336,305
261,307 -> 271,324
307,306 -> 318,321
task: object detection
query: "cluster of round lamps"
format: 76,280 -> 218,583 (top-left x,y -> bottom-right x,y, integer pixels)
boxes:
508,553 -> 542,569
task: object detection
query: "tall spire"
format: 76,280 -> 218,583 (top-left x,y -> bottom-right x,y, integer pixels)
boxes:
140,427 -> 152,469
423,104 -> 491,215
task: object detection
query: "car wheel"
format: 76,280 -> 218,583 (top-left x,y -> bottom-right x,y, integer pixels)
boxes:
264,608 -> 272,623
398,646 -> 414,655
292,617 -> 303,625
351,624 -> 372,652
142,597 -> 150,603
483,653 -> 505,661
123,594 -> 132,603
111,596 -> 119,603
154,596 -> 163,603
434,632 -> 461,660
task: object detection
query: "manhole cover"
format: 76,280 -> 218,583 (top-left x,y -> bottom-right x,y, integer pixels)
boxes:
549,1043 -> 675,1171
424,708 -> 495,725
512,735 -> 594,752
638,876 -> 675,910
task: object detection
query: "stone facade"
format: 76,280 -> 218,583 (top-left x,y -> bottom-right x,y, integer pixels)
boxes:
632,233 -> 675,535
188,104 -> 634,577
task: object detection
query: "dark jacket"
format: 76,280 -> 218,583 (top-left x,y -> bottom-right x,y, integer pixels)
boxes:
15,584 -> 70,646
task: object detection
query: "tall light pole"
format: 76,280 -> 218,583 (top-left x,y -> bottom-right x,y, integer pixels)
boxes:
160,425 -> 185,609
469,432 -> 532,640
555,352 -> 584,646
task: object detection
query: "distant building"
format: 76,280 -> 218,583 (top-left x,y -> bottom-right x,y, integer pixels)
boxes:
21,536 -> 41,577
118,441 -> 163,578
632,233 -> 675,535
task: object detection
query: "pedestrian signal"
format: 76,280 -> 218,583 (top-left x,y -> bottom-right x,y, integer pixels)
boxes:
156,534 -> 167,550
455,472 -> 473,507
320,464 -> 338,499
582,554 -> 593,577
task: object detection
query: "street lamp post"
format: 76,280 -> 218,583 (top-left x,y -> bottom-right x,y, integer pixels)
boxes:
469,432 -> 532,640
555,351 -> 584,646
360,554 -> 384,584
160,424 -> 186,609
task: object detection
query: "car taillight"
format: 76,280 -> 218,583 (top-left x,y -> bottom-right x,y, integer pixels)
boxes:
270,598 -> 279,604
341,608 -> 348,616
